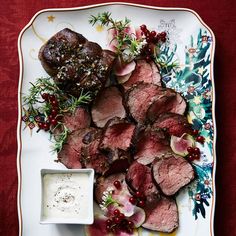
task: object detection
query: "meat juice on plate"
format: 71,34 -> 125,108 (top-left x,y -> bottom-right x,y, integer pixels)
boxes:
42,173 -> 89,220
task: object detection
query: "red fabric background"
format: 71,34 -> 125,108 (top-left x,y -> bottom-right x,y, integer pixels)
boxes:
0,0 -> 235,235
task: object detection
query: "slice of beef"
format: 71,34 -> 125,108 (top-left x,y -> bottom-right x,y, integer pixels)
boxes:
126,83 -> 164,123
57,128 -> 95,169
80,129 -> 109,175
100,118 -> 136,152
152,154 -> 195,196
146,89 -> 187,122
134,127 -> 171,165
95,173 -> 126,204
91,87 -> 126,128
123,60 -> 161,91
39,28 -> 116,97
126,161 -> 160,203
62,107 -> 91,132
142,196 -> 179,233
153,112 -> 192,137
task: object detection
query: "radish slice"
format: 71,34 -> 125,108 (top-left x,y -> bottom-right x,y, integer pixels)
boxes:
114,60 -> 136,77
127,207 -> 146,227
117,72 -> 132,84
170,133 -> 195,157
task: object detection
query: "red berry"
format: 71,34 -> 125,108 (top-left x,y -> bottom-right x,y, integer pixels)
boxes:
119,213 -> 125,219
106,225 -> 111,231
113,180 -> 121,189
146,47 -> 152,54
135,191 -> 143,198
48,114 -> 53,121
41,93 -> 49,101
49,94 -> 56,101
51,100 -> 58,107
161,37 -> 167,43
160,31 -> 167,38
193,147 -> 200,154
145,55 -> 151,62
150,30 -> 156,37
146,36 -> 152,43
113,209 -> 120,216
138,200 -> 145,207
114,217 -> 121,224
51,108 -> 58,117
192,129 -> 199,135
140,24 -> 147,31
51,118 -> 58,126
128,221 -> 134,228
188,154 -> 194,161
106,219 -> 112,226
143,28 -> 148,35
38,122 -> 44,129
187,146 -> 194,153
129,197 -> 136,204
196,136 -> 205,143
43,123 -> 50,131
194,153 -> 200,160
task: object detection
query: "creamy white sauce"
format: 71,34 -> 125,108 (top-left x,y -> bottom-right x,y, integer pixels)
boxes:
42,173 -> 89,220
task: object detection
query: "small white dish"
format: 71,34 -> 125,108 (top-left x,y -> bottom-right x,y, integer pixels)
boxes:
40,168 -> 94,224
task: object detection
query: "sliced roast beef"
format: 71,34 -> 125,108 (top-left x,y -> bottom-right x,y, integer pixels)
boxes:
39,28 -> 116,97
126,161 -> 160,203
57,128 -> 95,169
91,87 -> 126,128
123,60 -> 161,91
100,118 -> 136,152
95,173 -> 127,204
62,107 -> 91,132
80,129 -> 109,175
153,112 -> 192,137
142,196 -> 178,233
152,153 -> 195,196
134,127 -> 171,165
126,83 -> 164,123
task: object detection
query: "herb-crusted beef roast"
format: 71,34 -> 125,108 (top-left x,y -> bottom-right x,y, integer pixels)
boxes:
153,112 -> 192,137
134,127 -> 171,165
126,161 -> 160,203
91,87 -> 126,128
38,28 -> 116,97
152,153 -> 195,196
123,60 -> 161,91
142,196 -> 179,233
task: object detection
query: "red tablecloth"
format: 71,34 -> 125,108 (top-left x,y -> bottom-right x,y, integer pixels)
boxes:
0,1 -> 235,235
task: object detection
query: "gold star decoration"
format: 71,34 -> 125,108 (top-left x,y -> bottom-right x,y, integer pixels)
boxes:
198,66 -> 204,75
47,15 -> 55,22
96,24 -> 104,32
193,96 -> 201,105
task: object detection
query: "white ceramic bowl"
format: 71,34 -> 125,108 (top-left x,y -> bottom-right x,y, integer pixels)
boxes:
40,168 -> 94,224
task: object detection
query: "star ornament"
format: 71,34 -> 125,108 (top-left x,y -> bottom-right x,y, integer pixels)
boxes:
193,96 -> 201,105
47,15 -> 55,22
198,66 -> 204,75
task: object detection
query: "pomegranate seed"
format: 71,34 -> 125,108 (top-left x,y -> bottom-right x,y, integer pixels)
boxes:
113,180 -> 121,189
129,197 -> 136,205
138,200 -> 145,207
150,30 -> 156,37
41,93 -> 49,101
140,24 -> 147,31
192,129 -> 199,135
196,136 -> 205,143
187,147 -> 194,153
113,209 -> 120,216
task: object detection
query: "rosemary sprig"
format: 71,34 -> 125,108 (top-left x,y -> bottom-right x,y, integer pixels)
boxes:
51,124 -> 70,153
89,12 -> 141,58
